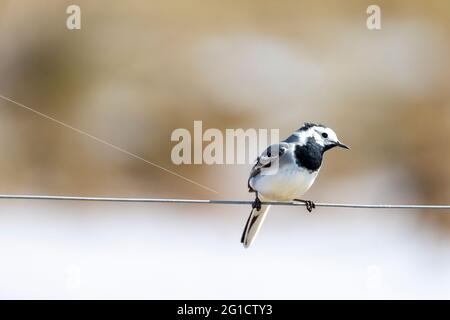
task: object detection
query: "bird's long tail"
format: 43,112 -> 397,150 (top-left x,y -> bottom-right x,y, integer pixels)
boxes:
241,204 -> 271,248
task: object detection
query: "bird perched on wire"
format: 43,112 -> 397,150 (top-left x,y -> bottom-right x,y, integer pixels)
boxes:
241,122 -> 349,248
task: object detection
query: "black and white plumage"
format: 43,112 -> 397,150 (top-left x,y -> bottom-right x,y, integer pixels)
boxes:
241,122 -> 349,248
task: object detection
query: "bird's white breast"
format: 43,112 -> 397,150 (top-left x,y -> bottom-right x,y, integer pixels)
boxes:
250,165 -> 319,201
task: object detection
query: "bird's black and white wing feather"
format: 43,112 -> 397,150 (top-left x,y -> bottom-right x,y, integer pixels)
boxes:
242,142 -> 289,248
247,142 -> 289,192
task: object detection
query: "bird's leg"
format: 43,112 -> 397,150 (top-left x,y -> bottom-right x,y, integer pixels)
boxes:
293,199 -> 316,212
252,192 -> 262,211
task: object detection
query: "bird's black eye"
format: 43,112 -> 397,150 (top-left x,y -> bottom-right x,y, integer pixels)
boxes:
322,132 -> 328,138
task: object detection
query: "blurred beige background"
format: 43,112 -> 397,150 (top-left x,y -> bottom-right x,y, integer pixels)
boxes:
0,0 -> 449,298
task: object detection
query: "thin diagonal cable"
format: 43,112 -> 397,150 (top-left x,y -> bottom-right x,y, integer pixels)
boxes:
0,194 -> 449,209
0,93 -> 217,194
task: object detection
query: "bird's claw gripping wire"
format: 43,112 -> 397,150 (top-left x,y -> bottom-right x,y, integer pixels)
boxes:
252,194 -> 262,211
305,200 -> 315,212
294,199 -> 316,212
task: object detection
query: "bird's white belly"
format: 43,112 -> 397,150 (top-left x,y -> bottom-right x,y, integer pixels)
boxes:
251,167 -> 318,201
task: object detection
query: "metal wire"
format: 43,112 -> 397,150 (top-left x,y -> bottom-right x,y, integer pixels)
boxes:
0,194 -> 449,209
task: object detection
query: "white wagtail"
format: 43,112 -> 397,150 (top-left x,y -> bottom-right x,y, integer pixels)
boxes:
241,122 -> 349,248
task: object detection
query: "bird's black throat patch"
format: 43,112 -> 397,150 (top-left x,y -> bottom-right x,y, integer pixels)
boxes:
294,137 -> 324,171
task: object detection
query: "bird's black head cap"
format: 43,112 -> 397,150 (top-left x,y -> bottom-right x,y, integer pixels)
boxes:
297,122 -> 325,132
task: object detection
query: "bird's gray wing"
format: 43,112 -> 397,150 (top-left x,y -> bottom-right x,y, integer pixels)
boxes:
247,142 -> 289,191
243,142 -> 290,248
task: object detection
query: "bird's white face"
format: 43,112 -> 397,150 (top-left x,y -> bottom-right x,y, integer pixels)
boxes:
297,125 -> 349,150
311,126 -> 339,147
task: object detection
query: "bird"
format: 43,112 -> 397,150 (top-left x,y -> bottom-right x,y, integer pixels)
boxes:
241,122 -> 349,248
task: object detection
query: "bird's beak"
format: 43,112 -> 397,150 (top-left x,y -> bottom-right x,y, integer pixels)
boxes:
336,141 -> 350,149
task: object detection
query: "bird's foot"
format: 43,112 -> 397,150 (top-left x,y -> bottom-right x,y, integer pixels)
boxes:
305,200 -> 315,212
294,199 -> 316,213
252,196 -> 262,211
